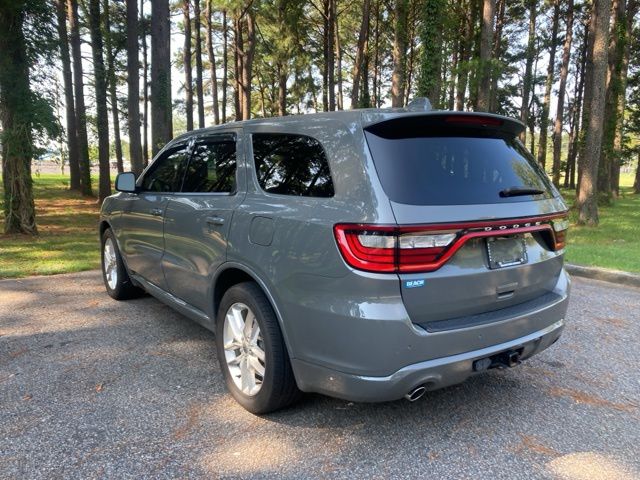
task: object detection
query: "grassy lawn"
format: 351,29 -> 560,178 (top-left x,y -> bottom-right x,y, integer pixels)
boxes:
560,172 -> 640,273
0,174 -> 101,278
0,172 -> 639,278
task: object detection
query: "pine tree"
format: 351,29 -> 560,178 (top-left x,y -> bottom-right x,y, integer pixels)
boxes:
577,0 -> 612,226
55,0 -> 81,190
68,0 -> 92,195
151,0 -> 172,154
126,0 -> 144,174
0,0 -> 37,233
87,0 -> 111,202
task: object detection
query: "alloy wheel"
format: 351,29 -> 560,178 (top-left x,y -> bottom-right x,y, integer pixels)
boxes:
223,302 -> 266,396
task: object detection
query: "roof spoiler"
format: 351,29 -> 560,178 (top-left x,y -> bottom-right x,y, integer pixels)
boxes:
363,111 -> 526,139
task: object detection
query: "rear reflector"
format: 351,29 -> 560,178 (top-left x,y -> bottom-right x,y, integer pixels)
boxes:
334,214 -> 568,273
444,115 -> 503,127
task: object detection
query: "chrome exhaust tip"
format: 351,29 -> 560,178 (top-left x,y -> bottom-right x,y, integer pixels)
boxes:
405,385 -> 427,402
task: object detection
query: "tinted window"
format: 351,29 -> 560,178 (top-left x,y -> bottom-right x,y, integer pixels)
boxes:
140,146 -> 189,192
181,141 -> 237,193
365,132 -> 554,205
252,133 -> 334,197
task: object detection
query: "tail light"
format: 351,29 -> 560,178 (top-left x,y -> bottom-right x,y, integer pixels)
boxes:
551,217 -> 569,250
334,213 -> 568,274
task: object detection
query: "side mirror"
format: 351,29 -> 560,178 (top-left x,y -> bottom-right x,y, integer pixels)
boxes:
115,172 -> 137,193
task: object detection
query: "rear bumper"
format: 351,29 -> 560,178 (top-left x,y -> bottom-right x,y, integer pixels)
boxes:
292,318 -> 564,402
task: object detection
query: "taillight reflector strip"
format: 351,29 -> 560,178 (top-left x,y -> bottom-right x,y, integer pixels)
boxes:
334,213 -> 568,274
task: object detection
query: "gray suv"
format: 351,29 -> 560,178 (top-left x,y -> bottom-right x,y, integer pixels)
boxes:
100,105 -> 570,414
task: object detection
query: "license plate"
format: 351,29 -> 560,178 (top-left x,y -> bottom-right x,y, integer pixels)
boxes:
486,236 -> 527,269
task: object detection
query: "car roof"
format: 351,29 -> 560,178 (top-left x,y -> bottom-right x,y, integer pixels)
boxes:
171,102 -> 525,144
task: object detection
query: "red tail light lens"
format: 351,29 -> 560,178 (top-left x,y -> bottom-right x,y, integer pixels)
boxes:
334,225 -> 459,273
334,214 -> 568,274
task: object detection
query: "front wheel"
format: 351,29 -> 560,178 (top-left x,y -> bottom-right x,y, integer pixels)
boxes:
216,282 -> 300,414
101,228 -> 142,300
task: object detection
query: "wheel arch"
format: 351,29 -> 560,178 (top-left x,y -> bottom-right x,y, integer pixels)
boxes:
99,219 -> 112,237
211,263 -> 296,362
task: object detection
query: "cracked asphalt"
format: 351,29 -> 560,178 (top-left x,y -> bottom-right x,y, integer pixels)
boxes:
1,271 -> 639,479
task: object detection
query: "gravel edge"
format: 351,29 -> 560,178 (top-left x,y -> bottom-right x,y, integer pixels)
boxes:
566,263 -> 640,288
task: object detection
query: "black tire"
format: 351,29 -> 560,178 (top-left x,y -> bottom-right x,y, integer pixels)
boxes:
101,228 -> 143,300
216,282 -> 301,414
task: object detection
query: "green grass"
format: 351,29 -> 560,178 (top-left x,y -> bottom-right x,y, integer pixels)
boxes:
0,172 -> 639,278
0,174 -> 101,278
560,172 -> 640,273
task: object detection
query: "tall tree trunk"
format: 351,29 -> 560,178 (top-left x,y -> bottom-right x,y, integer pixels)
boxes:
613,0 -> 639,194
418,0 -> 444,105
489,0 -> 505,112
598,0 -> 625,197
468,0 -> 482,110
577,0 -> 611,226
577,6 -> 596,191
335,10 -> 344,110
351,0 -> 370,109
391,0 -> 409,107
0,0 -> 37,234
68,0 -> 92,195
373,0 -> 381,106
477,0 -> 495,111
194,0 -> 205,128
141,0 -> 149,166
233,15 -> 242,119
520,0 -> 537,144
360,38 -> 371,108
183,0 -> 194,131
329,0 -> 336,110
240,11 -> 255,120
405,0 -> 418,105
552,0 -> 574,186
455,2 -> 474,111
308,65 -> 318,111
635,151 -> 640,194
222,10 -> 228,122
447,37 -> 458,109
322,1 -> 328,112
55,0 -> 81,190
324,0 -> 336,111
565,102 -> 579,188
536,0 -> 560,168
127,0 -> 143,173
104,0 -> 123,174
151,0 -> 173,154
206,0 -> 220,124
277,64 -> 287,116
565,21 -> 587,190
88,0 -> 111,202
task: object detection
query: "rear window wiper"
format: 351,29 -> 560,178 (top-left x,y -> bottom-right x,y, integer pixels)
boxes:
499,187 -> 545,198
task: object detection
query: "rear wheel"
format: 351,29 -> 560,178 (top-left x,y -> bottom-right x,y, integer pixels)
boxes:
216,282 -> 300,414
101,228 -> 142,300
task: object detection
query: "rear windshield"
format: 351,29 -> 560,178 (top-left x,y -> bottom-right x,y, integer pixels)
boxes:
364,131 -> 555,206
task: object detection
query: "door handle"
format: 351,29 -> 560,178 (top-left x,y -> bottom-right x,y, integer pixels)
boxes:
150,208 -> 163,216
206,216 -> 225,226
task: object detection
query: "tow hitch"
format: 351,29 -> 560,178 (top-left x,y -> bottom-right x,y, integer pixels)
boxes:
473,348 -> 523,372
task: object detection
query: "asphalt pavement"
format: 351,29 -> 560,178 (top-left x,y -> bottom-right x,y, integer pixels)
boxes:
1,271 -> 639,479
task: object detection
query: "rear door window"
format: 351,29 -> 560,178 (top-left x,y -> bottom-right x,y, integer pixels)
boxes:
251,133 -> 334,197
181,140 -> 237,193
364,130 -> 555,206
